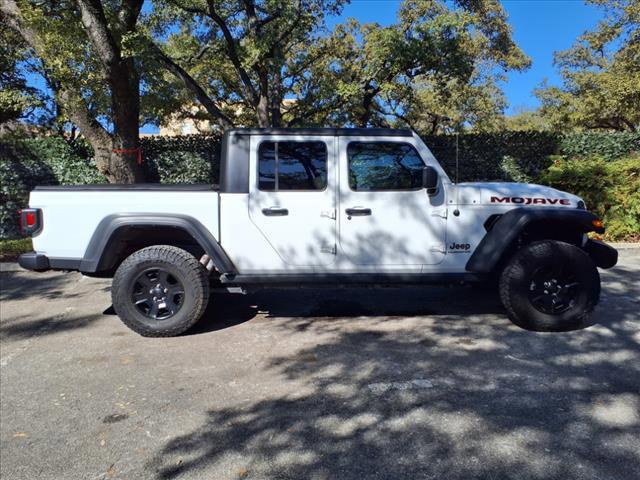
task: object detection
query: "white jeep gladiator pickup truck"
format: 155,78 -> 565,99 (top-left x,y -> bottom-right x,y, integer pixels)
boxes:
19,128 -> 618,336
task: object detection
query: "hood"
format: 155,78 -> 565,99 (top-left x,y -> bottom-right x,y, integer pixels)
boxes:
452,182 -> 583,208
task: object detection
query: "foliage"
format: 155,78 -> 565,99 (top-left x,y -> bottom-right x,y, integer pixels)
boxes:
0,136 -> 106,238
140,135 -> 221,184
0,237 -> 32,260
144,0 -> 347,129
539,156 -> 640,241
2,0 -> 147,183
535,0 -> 640,132
0,22 -> 40,124
502,107 -> 552,132
420,131 -> 558,182
312,0 -> 530,130
139,0 -> 529,131
559,131 -> 640,160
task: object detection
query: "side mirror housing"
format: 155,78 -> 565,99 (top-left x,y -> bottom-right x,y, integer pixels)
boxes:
422,166 -> 439,195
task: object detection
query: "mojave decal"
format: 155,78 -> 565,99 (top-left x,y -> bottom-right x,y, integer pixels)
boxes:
490,196 -> 571,206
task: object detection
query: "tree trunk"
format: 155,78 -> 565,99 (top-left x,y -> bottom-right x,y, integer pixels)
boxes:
256,95 -> 271,127
359,83 -> 379,127
110,58 -> 144,183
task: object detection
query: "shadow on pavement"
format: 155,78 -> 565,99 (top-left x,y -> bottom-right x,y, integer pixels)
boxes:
147,265 -> 639,479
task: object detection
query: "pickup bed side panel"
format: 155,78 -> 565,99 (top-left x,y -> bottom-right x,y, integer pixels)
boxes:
30,190 -> 220,260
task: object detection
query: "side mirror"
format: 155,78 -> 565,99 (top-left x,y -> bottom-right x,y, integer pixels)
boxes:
422,166 -> 439,195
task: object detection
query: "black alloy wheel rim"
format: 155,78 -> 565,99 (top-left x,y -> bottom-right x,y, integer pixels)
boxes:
527,263 -> 582,315
131,267 -> 185,320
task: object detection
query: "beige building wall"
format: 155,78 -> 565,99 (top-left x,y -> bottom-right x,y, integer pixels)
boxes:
159,99 -> 298,136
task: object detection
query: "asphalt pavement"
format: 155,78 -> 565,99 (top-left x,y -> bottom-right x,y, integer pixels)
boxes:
1,249 -> 639,480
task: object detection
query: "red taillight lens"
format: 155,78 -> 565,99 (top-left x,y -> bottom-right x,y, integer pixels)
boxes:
19,208 -> 42,236
26,211 -> 36,227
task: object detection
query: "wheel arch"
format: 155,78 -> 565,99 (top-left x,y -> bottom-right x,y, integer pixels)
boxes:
466,208 -> 606,274
79,214 -> 236,276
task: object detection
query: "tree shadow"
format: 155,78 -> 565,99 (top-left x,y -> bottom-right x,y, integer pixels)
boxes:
148,311 -> 640,479
0,271 -> 77,302
148,261 -> 640,479
188,285 -> 505,335
0,312 -> 103,340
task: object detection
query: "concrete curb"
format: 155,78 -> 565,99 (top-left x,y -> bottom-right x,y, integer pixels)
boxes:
0,262 -> 22,272
609,243 -> 640,250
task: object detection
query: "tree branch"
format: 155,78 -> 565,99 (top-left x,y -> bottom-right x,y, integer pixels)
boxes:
205,0 -> 258,103
151,44 -> 234,129
75,0 -> 121,71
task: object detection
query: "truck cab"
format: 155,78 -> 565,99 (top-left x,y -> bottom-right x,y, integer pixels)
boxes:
219,128 -> 448,275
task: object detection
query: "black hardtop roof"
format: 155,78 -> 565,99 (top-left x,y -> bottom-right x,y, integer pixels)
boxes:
224,128 -> 413,137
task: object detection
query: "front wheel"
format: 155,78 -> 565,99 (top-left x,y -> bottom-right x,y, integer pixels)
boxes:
112,245 -> 210,337
499,240 -> 600,331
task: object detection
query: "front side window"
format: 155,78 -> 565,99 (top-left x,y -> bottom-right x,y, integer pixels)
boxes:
258,141 -> 327,191
348,142 -> 425,191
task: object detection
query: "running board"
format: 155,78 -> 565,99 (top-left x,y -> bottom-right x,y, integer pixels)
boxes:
219,272 -> 485,286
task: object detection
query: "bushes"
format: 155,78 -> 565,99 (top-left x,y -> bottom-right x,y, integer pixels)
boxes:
0,137 -> 106,238
539,156 -> 640,241
0,237 -> 32,261
140,135 -> 221,184
418,130 -> 639,182
419,130 -> 558,182
559,132 -> 640,161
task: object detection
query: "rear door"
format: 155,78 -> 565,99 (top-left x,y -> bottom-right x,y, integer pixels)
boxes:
248,135 -> 337,267
337,137 -> 447,268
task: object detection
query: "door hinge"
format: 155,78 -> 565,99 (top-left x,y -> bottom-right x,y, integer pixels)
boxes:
431,209 -> 448,219
320,243 -> 337,254
320,209 -> 336,220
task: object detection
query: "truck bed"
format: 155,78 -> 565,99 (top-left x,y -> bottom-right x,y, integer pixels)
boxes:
29,186 -> 220,260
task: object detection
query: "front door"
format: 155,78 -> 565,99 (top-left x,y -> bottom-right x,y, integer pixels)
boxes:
338,137 -> 447,268
248,135 -> 337,267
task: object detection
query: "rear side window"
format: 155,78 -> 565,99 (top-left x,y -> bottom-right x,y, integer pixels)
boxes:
348,142 -> 425,191
258,141 -> 327,191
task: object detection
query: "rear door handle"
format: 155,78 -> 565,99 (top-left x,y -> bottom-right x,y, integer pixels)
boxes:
262,207 -> 289,216
345,207 -> 372,217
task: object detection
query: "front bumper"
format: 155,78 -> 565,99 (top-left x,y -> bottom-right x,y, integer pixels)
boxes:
584,239 -> 618,269
18,252 -> 50,271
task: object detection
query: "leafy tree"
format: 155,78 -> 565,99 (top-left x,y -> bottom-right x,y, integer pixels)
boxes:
502,107 -> 552,132
535,0 -> 640,132
310,0 -> 530,130
143,0 -> 529,131
1,0 -> 146,182
0,21 -> 39,125
143,0 -> 346,129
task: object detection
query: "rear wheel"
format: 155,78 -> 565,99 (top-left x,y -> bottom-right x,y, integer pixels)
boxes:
112,245 -> 210,337
499,240 -> 600,331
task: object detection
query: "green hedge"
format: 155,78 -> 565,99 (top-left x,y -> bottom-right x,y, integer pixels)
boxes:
539,156 -> 640,241
419,131 -> 558,182
140,135 -> 221,184
559,132 -> 640,161
1,131 -> 638,240
0,137 -> 106,239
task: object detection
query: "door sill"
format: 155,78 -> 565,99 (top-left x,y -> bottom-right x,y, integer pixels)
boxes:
220,272 -> 484,286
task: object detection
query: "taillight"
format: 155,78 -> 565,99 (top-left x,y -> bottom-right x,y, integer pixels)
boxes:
19,208 -> 42,236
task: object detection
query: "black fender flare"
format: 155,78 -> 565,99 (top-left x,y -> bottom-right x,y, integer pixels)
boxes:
79,213 -> 236,274
466,208 -> 607,273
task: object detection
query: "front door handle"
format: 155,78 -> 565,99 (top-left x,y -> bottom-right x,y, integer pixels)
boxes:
262,207 -> 289,216
345,207 -> 372,217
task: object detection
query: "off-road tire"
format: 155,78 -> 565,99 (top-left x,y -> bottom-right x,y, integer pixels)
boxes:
499,240 -> 600,331
112,245 -> 210,337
